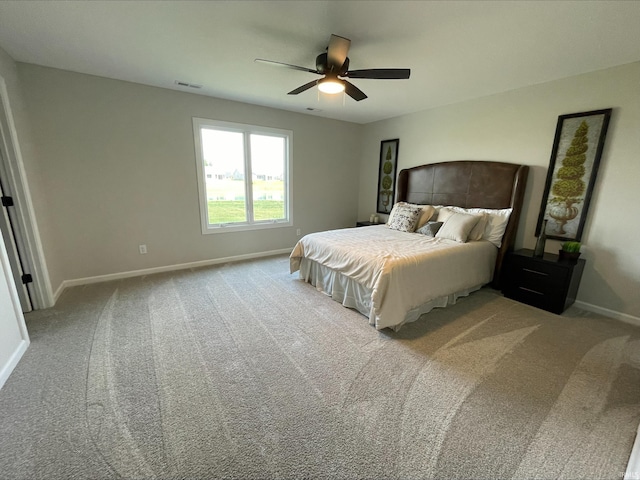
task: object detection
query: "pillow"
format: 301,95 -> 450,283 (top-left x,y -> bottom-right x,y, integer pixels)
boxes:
437,207 -> 456,223
416,221 -> 443,237
389,202 -> 436,230
386,203 -> 423,232
386,202 -> 404,225
437,207 -> 485,240
467,213 -> 488,241
440,206 -> 512,247
410,204 -> 436,229
435,211 -> 481,243
479,208 -> 511,247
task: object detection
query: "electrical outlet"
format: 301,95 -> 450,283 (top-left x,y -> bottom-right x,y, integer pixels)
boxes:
296,228 -> 301,236
139,244 -> 147,254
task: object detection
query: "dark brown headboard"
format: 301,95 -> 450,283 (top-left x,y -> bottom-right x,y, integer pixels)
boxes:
396,161 -> 529,288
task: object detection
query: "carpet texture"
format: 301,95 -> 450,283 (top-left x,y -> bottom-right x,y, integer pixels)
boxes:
0,254 -> 639,479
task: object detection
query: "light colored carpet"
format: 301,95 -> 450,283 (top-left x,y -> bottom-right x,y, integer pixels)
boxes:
0,254 -> 639,479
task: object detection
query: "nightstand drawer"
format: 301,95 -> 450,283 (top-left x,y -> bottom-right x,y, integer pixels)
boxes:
504,282 -> 568,314
509,262 -> 569,294
511,258 -> 566,278
506,285 -> 564,313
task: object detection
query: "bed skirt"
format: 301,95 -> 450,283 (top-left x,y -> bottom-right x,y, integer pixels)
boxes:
298,258 -> 483,331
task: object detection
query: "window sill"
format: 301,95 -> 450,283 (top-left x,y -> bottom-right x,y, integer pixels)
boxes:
201,220 -> 293,235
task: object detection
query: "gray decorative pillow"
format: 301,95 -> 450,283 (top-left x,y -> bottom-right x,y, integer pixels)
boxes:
416,221 -> 444,237
387,204 -> 423,232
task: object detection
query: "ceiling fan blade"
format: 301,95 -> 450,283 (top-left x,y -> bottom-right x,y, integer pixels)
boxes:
345,68 -> 411,79
255,58 -> 319,75
344,80 -> 367,101
287,80 -> 318,95
327,34 -> 351,70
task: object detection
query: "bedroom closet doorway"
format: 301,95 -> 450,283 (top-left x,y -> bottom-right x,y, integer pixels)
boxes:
0,150 -> 32,312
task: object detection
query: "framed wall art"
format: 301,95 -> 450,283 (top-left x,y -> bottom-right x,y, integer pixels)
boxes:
376,138 -> 399,214
536,108 -> 612,241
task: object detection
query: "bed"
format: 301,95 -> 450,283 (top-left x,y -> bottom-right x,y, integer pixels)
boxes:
290,160 -> 529,330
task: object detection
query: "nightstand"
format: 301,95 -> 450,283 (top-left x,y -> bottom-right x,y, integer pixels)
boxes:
502,248 -> 585,314
356,221 -> 379,227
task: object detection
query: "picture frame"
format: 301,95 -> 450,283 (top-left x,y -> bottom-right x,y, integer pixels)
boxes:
536,108 -> 612,241
377,138 -> 399,214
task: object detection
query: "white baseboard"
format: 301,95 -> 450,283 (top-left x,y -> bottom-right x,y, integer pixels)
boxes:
574,300 -> 640,327
0,338 -> 29,390
52,248 -> 293,303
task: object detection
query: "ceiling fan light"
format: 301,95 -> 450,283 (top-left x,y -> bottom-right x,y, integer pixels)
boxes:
318,77 -> 345,94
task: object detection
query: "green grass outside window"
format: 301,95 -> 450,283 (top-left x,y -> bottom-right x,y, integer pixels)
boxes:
208,200 -> 285,224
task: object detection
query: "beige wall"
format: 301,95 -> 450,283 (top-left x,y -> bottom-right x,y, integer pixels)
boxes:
17,64 -> 362,291
358,62 -> 640,320
0,47 -> 40,200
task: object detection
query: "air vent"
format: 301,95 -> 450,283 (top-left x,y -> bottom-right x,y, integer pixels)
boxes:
174,80 -> 202,89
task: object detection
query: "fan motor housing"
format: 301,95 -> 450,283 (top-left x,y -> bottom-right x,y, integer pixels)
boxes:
316,53 -> 349,75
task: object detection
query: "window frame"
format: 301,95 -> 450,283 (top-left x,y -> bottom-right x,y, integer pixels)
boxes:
192,117 -> 293,234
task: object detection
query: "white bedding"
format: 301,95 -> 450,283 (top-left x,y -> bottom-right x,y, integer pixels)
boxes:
290,225 -> 497,330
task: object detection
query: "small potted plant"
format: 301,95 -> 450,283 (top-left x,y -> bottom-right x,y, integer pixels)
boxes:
559,241 -> 581,263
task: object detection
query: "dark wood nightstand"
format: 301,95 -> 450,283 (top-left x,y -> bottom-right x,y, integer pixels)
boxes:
356,221 -> 380,227
502,248 -> 585,314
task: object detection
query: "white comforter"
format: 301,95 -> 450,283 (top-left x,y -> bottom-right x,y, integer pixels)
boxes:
290,225 -> 497,330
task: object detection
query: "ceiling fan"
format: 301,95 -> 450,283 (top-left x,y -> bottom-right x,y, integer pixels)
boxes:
255,34 -> 411,101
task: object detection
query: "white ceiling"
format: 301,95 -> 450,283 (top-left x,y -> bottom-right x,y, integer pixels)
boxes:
0,1 -> 639,124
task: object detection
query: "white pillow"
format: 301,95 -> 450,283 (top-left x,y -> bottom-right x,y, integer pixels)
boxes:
445,206 -> 512,247
468,213 -> 488,241
436,207 -> 455,223
435,211 -> 481,243
438,207 -> 486,241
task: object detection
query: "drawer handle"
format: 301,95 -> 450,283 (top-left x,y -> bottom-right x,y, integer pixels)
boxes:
522,268 -> 548,276
518,286 -> 544,295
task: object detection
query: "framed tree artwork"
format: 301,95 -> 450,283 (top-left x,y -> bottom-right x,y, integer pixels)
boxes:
536,108 -> 612,241
377,139 -> 399,214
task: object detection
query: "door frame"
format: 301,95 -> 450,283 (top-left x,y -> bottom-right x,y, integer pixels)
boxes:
0,75 -> 53,309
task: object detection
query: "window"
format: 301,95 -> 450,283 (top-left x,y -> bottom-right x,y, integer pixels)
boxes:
193,118 -> 292,234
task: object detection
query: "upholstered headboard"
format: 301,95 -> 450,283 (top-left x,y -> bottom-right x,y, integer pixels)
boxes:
396,160 -> 529,288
